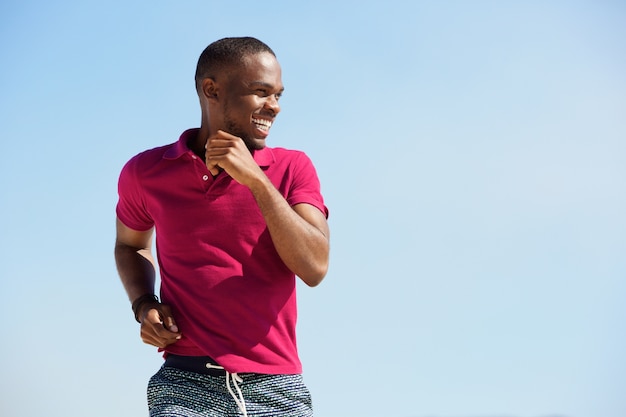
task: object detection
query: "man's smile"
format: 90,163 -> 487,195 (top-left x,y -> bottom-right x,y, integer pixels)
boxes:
252,117 -> 273,132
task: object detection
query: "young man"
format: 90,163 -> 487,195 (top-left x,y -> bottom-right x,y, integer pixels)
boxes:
114,37 -> 330,417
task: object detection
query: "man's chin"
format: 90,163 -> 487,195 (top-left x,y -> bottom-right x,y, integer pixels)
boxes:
244,137 -> 267,151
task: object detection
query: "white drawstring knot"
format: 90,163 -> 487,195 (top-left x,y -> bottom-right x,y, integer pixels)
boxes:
206,363 -> 248,417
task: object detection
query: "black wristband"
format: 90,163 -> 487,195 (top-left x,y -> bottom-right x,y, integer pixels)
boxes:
131,294 -> 159,323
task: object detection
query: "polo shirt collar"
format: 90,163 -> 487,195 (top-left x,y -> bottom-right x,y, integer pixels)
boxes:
164,128 -> 275,168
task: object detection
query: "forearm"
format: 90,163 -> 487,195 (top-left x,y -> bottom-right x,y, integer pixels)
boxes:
114,242 -> 157,302
249,176 -> 329,286
114,239 -> 181,343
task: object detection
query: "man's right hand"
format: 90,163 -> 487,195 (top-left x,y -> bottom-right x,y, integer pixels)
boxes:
138,303 -> 182,348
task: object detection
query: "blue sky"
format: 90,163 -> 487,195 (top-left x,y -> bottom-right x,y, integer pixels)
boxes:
1,1 -> 625,416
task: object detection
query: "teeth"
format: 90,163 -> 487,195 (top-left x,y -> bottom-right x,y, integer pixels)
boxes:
253,118 -> 272,130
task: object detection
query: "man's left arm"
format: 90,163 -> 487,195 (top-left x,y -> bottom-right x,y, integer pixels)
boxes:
205,131 -> 330,286
250,180 -> 330,287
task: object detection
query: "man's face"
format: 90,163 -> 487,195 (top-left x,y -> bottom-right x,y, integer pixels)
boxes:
219,52 -> 284,151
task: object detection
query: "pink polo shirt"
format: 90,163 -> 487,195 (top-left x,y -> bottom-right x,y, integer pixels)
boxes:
116,128 -> 327,374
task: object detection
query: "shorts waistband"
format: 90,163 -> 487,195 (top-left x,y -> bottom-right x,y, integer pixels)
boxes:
163,354 -> 226,376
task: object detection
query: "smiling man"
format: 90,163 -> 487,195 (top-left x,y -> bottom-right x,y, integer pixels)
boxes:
114,37 -> 330,417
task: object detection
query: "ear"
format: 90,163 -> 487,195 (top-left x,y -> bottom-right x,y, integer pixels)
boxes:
201,78 -> 219,101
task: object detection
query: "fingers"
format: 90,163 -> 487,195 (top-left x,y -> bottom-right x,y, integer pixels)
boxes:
204,131 -> 237,175
140,305 -> 182,348
205,131 -> 240,155
211,129 -> 238,141
161,305 -> 179,333
207,164 -> 221,176
204,131 -> 262,186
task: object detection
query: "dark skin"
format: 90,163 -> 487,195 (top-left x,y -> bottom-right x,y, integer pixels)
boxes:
115,52 -> 330,348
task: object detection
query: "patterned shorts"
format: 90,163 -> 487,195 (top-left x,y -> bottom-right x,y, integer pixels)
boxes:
147,366 -> 314,417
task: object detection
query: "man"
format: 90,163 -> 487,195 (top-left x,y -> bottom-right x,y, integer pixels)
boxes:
114,37 -> 330,417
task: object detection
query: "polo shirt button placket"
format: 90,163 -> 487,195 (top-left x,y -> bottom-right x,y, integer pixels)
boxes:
190,152 -> 212,189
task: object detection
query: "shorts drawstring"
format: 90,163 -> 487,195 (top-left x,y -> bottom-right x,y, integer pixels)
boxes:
206,363 -> 248,417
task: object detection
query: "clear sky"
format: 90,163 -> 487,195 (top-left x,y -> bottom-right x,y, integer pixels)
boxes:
1,1 -> 625,417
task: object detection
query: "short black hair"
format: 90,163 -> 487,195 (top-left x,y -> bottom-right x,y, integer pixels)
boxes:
194,37 -> 276,91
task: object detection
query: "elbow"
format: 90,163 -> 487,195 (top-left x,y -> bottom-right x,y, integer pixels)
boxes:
290,236 -> 330,287
298,261 -> 329,288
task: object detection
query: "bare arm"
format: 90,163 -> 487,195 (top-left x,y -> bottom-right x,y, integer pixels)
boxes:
114,218 -> 181,347
205,131 -> 330,286
249,181 -> 330,286
114,218 -> 156,301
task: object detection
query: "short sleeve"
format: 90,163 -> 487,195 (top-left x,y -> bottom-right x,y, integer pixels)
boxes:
286,152 -> 329,218
116,155 -> 155,231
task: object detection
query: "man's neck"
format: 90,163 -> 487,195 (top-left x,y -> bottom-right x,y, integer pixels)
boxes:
189,126 -> 212,159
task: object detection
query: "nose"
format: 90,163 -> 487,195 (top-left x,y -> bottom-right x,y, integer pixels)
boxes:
264,94 -> 280,115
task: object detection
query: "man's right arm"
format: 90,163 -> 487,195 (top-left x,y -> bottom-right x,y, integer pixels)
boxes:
114,217 -> 181,347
